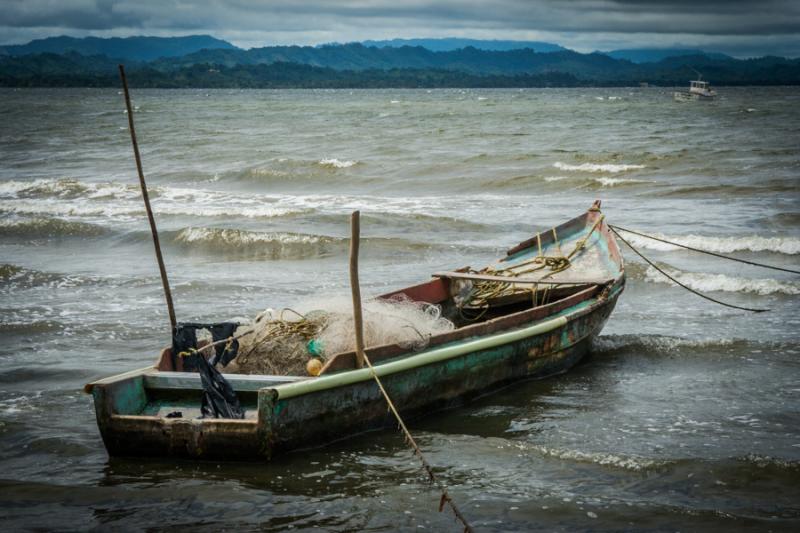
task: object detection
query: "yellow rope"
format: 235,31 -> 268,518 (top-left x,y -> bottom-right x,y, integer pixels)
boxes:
459,216 -> 605,313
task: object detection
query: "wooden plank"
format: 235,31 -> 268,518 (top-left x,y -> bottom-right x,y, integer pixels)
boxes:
143,371 -> 307,392
433,271 -> 611,286
379,277 -> 450,304
84,365 -> 157,394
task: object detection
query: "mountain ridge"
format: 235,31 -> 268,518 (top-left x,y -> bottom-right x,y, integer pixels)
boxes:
358,38 -> 566,53
1,35 -> 797,87
0,35 -> 238,61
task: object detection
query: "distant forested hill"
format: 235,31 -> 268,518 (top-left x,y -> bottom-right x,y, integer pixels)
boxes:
0,35 -> 238,62
603,48 -> 732,63
359,38 -> 566,53
147,44 -> 632,77
1,36 -> 798,88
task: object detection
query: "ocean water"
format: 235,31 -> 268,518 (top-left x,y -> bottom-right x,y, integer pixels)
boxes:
1,86 -> 799,531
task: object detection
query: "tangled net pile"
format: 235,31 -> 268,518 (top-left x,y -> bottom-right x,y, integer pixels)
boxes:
227,295 -> 455,376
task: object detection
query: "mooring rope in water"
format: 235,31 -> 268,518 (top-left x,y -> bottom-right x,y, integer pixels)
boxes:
610,225 -> 800,275
349,211 -> 473,533
610,226 -> 770,313
361,352 -> 475,533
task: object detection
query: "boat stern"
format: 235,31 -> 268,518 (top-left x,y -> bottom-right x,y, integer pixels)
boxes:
85,366 -> 291,460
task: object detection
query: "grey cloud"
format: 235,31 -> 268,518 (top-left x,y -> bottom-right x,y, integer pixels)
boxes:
0,1 -> 797,57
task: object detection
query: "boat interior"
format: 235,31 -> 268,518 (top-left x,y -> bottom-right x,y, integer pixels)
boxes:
87,203 -> 623,422
153,203 -> 623,376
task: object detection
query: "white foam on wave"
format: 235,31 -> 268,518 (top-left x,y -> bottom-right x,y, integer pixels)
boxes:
740,453 -> 800,470
544,176 -> 570,182
318,158 -> 357,169
522,443 -> 666,472
622,232 -> 800,255
175,227 -> 332,246
593,334 -> 736,354
0,392 -> 42,416
592,177 -> 650,187
553,162 -> 646,173
0,198 -> 143,218
644,266 -> 800,295
0,183 -> 307,221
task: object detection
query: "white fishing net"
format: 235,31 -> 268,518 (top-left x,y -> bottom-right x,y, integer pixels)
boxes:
227,294 -> 455,376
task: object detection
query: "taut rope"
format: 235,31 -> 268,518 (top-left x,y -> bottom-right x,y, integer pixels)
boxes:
610,225 -> 800,275
610,226 -> 769,313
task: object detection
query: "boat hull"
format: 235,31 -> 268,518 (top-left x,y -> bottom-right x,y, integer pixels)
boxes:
91,282 -> 622,460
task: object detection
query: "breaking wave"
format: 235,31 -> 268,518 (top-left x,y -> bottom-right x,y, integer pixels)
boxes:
0,263 -> 96,291
0,185 -> 311,220
590,177 -> 651,188
172,227 -> 443,259
319,158 -> 358,169
522,443 -> 669,472
0,217 -> 108,238
738,453 -> 800,471
553,162 -> 646,173
176,227 -> 340,247
0,178 -> 140,201
621,231 -> 800,255
593,334 -> 743,355
174,228 -> 342,259
643,265 -> 800,295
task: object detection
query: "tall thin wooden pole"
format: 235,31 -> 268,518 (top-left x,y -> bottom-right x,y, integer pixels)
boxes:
119,64 -> 177,332
346,210 -> 473,531
349,210 -> 365,368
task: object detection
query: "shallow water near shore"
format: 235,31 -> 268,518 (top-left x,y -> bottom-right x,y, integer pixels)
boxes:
1,86 -> 799,531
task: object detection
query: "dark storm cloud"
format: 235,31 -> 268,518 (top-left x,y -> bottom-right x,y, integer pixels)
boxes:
0,1 -> 798,56
0,0 -> 142,30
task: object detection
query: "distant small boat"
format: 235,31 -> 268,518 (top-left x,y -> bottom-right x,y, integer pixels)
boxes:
85,201 -> 625,460
674,72 -> 717,101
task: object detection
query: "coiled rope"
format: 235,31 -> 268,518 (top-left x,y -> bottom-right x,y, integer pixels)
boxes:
461,215 -> 605,315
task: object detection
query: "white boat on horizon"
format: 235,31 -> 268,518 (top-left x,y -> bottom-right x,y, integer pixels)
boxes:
674,72 -> 717,101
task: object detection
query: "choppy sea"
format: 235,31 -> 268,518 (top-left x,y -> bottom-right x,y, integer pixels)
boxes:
1,87 -> 799,531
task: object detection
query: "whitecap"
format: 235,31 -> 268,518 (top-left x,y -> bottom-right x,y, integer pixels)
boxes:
175,227 -> 330,246
553,162 -> 646,173
593,334 -> 737,354
621,232 -> 800,255
318,158 -> 357,169
525,443 -> 666,472
592,177 -> 650,187
644,266 -> 800,295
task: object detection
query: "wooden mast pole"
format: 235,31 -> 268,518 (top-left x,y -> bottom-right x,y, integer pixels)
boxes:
346,210 -> 474,531
118,64 -> 177,332
349,210 -> 366,368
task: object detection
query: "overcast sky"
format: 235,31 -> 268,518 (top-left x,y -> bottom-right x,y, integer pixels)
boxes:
1,0 -> 798,57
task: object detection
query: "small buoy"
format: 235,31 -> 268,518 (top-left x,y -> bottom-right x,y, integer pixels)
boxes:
306,358 -> 323,376
307,338 -> 324,356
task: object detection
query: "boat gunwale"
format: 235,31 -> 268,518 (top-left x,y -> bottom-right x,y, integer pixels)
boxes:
270,278 -> 623,400
320,206 -> 622,373
85,203 -> 624,398
99,280 -> 622,435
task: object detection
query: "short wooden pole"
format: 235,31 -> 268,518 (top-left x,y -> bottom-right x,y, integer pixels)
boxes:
118,64 -> 177,332
349,211 -> 366,368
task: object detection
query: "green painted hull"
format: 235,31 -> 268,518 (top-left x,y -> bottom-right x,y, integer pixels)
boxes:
89,282 -> 622,460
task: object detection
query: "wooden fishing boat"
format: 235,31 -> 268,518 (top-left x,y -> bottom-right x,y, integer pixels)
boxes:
86,200 -> 625,460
